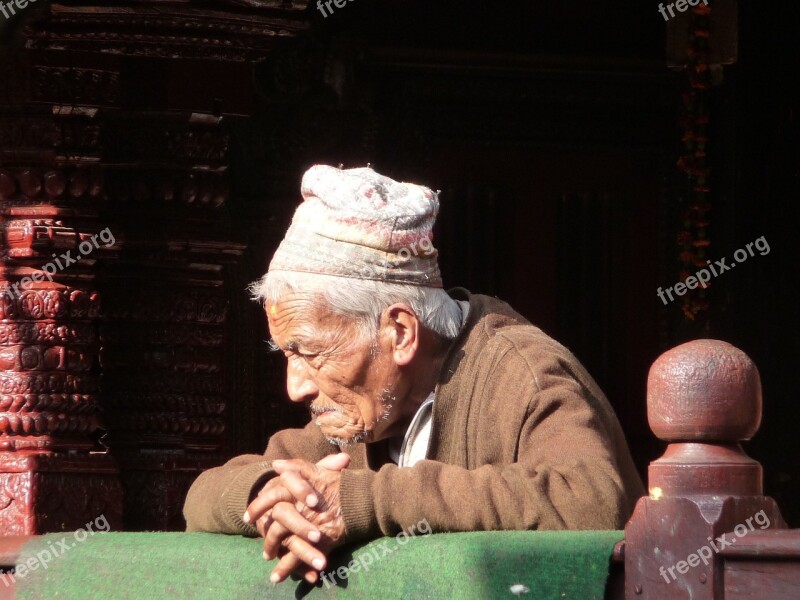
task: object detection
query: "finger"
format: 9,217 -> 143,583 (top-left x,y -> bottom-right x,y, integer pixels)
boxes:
245,484 -> 296,524
276,470 -> 320,508
304,569 -> 319,585
272,552 -> 320,585
266,502 -> 322,552
255,513 -> 270,538
271,461 -> 337,510
269,551 -> 302,584
255,475 -> 285,497
269,460 -> 323,507
285,535 -> 327,572
262,501 -> 322,561
246,468 -> 321,523
269,458 -> 315,473
263,513 -> 292,560
273,455 -> 348,480
300,567 -> 319,585
316,453 -> 351,471
286,560 -> 319,585
270,536 -> 326,583
270,455 -> 348,502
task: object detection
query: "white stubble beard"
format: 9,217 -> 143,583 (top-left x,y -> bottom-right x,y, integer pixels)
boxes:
323,386 -> 397,448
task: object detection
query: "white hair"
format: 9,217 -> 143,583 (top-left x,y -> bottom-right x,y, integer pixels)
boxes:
249,271 -> 462,342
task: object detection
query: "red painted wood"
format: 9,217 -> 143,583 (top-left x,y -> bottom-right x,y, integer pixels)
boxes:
624,339 -> 798,599
720,530 -> 800,558
722,563 -> 800,600
0,1 -> 309,534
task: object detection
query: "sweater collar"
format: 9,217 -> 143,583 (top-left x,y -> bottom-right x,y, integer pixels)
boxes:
436,287 -> 482,387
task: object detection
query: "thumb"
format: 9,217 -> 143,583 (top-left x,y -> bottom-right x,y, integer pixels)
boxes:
316,452 -> 351,471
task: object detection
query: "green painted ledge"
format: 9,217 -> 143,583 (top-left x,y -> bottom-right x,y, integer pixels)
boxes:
13,530 -> 623,600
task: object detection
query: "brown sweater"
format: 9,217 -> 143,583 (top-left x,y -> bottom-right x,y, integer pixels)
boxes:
183,289 -> 645,540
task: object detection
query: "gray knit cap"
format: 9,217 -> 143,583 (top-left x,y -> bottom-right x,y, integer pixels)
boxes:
268,165 -> 443,287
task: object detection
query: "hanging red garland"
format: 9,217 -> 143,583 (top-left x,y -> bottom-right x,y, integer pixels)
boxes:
675,4 -> 713,321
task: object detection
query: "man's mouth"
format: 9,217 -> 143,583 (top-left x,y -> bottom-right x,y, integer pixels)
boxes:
309,405 -> 342,417
312,408 -> 346,430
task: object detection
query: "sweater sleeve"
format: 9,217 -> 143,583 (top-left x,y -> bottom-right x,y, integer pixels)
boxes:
338,351 -> 642,541
183,420 -> 335,534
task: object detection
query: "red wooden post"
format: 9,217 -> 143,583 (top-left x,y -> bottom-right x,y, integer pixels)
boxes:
0,2 -> 311,533
624,339 -> 786,599
1,169 -> 124,533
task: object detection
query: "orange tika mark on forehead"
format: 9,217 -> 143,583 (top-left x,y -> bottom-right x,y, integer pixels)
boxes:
267,304 -> 278,323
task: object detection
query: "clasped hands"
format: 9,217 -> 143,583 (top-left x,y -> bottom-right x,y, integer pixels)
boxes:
244,453 -> 351,585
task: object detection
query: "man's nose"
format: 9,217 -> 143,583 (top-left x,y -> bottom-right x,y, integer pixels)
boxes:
286,359 -> 319,403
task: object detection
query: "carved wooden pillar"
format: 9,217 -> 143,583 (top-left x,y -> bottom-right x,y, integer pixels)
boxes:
0,60 -> 124,533
1,0 -> 311,532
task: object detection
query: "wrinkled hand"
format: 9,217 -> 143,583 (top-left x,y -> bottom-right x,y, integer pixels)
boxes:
244,453 -> 350,584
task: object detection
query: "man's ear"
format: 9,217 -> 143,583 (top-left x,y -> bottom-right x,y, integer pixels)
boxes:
382,304 -> 420,366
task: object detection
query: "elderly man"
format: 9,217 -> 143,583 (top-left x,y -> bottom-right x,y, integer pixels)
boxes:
183,165 -> 644,585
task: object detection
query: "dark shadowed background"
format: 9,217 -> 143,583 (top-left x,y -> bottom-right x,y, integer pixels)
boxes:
1,0 -> 797,531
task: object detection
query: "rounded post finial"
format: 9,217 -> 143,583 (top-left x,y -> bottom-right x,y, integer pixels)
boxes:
647,339 -> 762,443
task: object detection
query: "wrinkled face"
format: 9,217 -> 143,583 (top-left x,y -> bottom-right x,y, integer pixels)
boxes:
267,292 -> 402,446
